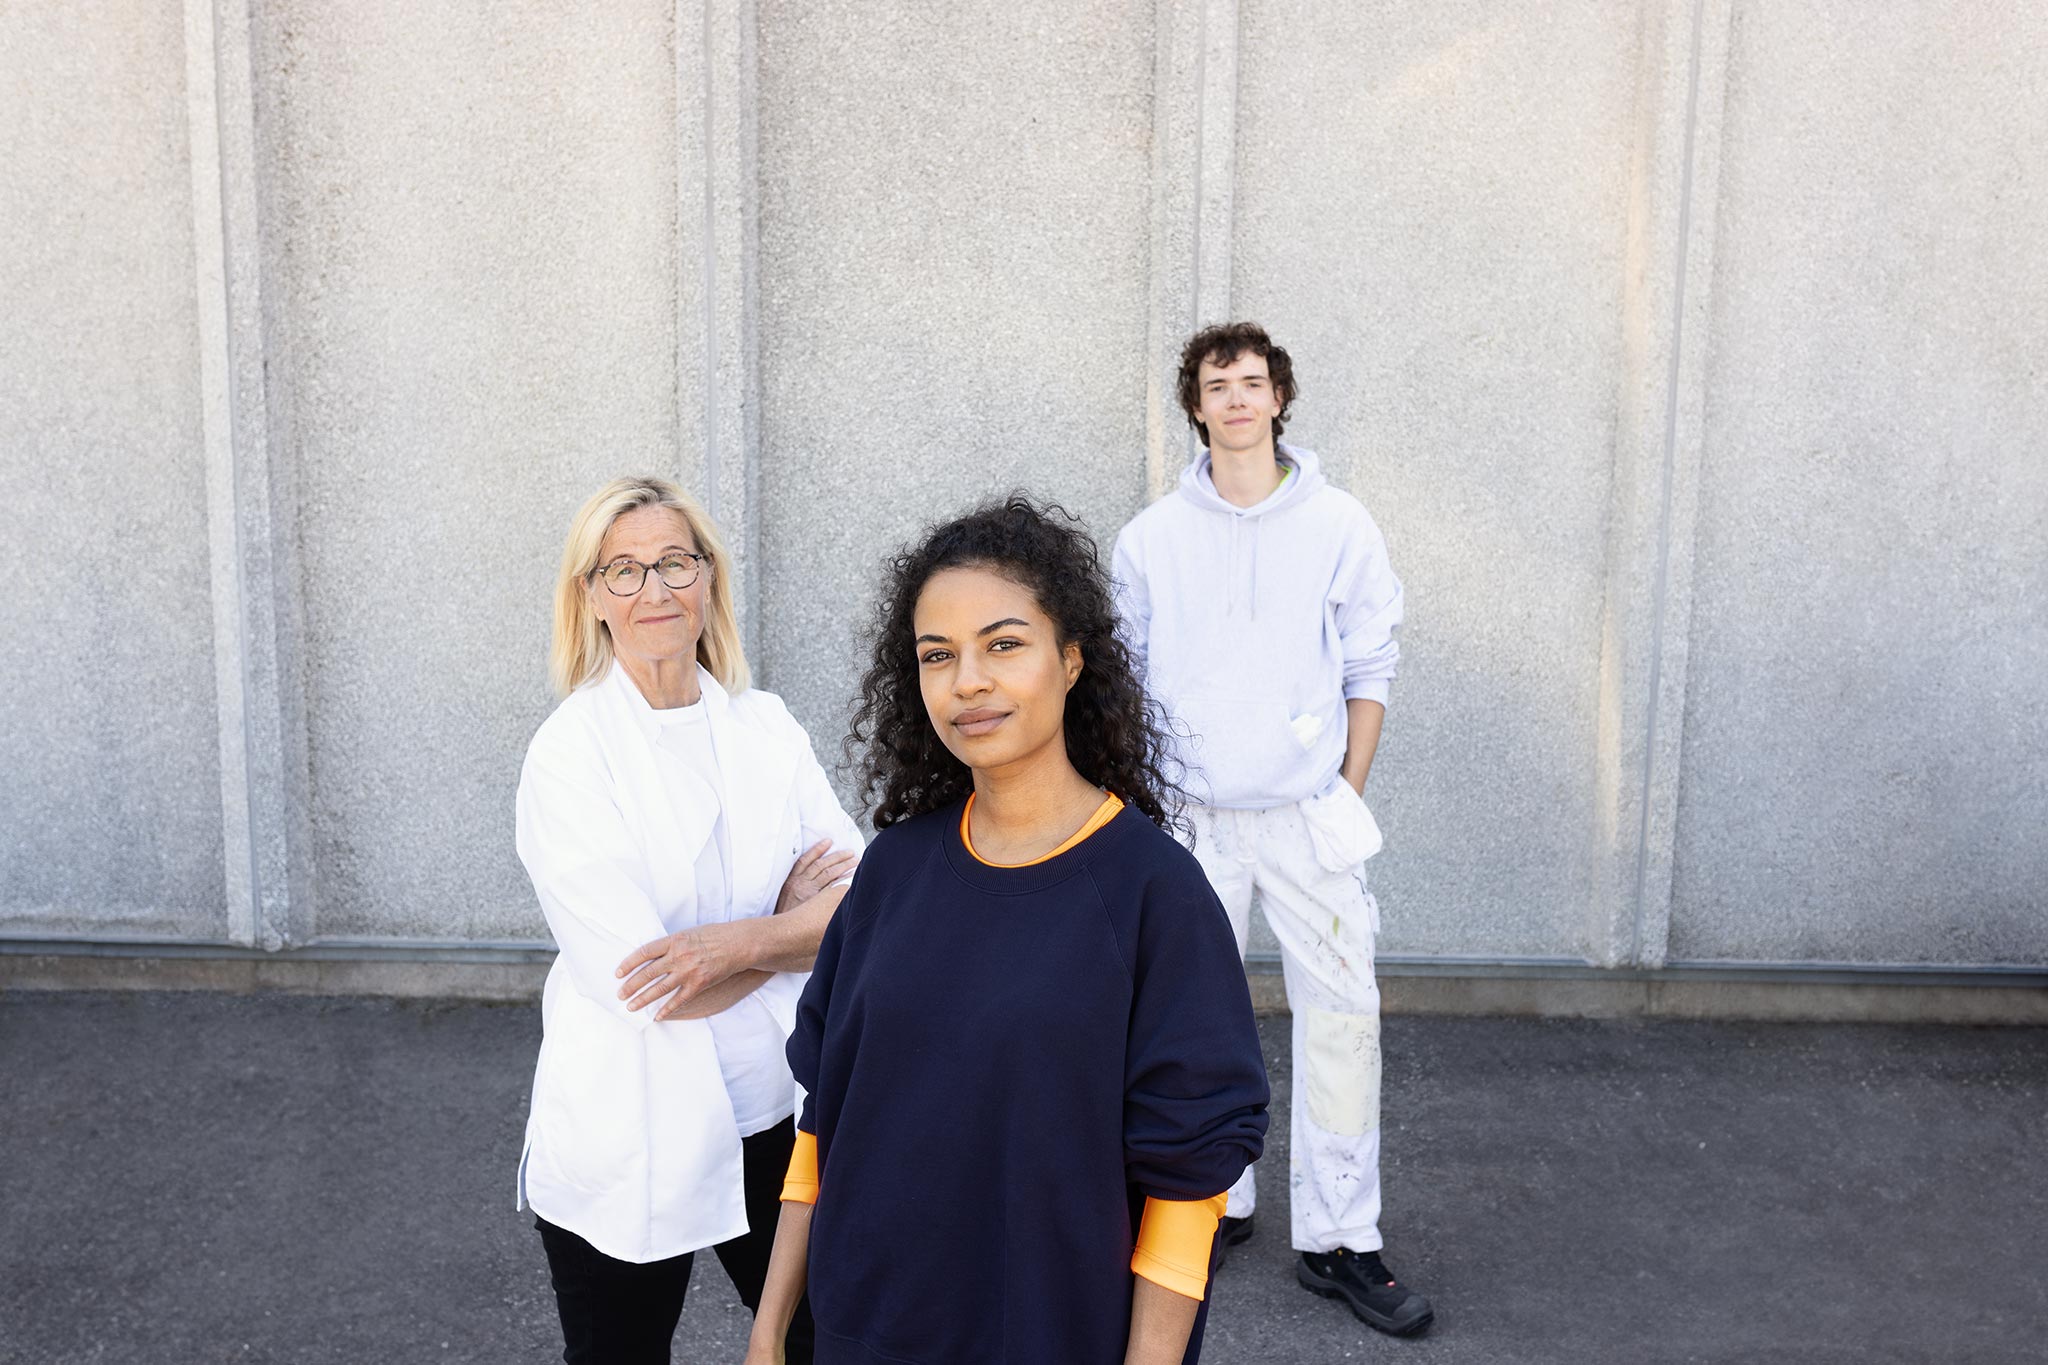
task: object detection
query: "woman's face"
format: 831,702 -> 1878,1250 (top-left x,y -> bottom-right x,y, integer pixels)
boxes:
913,565 -> 1082,777
587,504 -> 710,670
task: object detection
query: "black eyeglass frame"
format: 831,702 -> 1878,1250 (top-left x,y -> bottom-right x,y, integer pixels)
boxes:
590,551 -> 710,597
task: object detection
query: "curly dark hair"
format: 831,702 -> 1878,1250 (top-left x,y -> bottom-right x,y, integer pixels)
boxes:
1176,321 -> 1297,446
848,496 -> 1187,834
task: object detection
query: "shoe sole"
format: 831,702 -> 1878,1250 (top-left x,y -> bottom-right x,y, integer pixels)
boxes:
1295,1261 -> 1435,1337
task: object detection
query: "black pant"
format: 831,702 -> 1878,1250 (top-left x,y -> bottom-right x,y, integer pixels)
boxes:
536,1116 -> 816,1365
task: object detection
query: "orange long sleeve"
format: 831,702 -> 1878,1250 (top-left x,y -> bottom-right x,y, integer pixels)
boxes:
780,1127 -> 820,1205
1130,1192 -> 1228,1300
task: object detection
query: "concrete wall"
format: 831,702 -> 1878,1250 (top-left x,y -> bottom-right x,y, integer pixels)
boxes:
1669,1 -> 2048,965
0,3 -> 226,941
247,1 -> 681,943
753,0 -> 1156,735
2,0 -> 2042,979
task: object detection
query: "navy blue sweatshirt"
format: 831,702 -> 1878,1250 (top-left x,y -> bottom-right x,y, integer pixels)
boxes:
787,799 -> 1270,1365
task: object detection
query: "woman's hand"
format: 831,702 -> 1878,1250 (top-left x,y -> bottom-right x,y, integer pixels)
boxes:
616,921 -> 743,1015
655,968 -> 771,1022
775,840 -> 859,915
740,1343 -> 784,1365
617,858 -> 852,1018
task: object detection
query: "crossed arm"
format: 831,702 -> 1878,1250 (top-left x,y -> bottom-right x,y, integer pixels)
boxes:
614,841 -> 857,1022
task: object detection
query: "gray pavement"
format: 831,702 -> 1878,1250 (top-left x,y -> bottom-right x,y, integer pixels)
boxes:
2,992 -> 2043,1364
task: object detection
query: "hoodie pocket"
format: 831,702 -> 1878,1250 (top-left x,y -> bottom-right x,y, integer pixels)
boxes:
1172,695 -> 1315,804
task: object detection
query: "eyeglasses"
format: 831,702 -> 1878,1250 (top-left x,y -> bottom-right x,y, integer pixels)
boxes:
592,552 -> 708,597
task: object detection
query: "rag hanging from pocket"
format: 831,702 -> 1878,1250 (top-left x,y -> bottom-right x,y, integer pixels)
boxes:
1299,776 -> 1384,871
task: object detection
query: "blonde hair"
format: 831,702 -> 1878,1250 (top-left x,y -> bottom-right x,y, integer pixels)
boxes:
550,476 -> 751,698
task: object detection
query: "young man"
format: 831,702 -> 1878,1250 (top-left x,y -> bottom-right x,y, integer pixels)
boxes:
1112,322 -> 1431,1337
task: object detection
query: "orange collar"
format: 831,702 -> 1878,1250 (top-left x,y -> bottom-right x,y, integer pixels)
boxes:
961,792 -> 1125,867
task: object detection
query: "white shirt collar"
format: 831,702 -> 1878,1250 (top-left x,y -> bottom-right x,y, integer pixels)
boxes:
607,659 -> 731,746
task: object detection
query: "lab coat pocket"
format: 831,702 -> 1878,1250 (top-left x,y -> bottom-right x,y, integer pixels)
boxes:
535,990 -> 643,1193
1300,775 -> 1383,872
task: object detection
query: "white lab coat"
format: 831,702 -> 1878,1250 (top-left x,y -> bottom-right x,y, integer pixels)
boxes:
513,661 -> 863,1263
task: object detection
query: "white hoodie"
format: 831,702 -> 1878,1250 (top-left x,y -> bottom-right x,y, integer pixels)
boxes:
1111,444 -> 1403,810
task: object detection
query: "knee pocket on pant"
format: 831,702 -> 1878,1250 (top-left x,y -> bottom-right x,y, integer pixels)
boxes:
1303,1007 -> 1381,1137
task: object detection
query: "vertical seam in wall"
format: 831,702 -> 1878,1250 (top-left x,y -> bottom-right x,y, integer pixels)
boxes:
1189,0 -> 1208,341
697,0 -> 723,525
737,0 -> 762,655
671,4 -> 686,503
1630,0 -> 1709,965
187,0 -> 259,948
1209,0 -> 1237,327
1142,0 -> 1168,502
221,92 -> 264,949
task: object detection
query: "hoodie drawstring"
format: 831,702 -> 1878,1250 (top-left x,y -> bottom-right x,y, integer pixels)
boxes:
1248,516 -> 1259,620
1225,513 -> 1262,618
1228,515 -> 1239,616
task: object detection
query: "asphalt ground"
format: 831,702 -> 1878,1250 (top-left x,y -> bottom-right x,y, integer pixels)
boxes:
2,992 -> 2043,1364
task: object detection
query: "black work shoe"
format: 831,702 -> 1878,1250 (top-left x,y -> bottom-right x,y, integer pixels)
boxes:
1209,1214 -> 1256,1274
1296,1248 -> 1434,1336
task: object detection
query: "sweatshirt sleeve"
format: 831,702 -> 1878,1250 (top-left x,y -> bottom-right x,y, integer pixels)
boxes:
513,725 -> 671,1031
1119,865 -> 1270,1202
787,868 -> 857,1133
1335,508 -> 1404,707
1110,527 -> 1152,683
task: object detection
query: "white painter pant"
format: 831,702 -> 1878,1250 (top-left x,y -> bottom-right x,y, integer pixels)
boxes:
1186,785 -> 1384,1254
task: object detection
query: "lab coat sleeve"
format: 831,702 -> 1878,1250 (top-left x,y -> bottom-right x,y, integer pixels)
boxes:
515,723 -> 673,1032
1110,527 -> 1152,683
1121,870 -> 1270,1201
1335,508 -> 1404,707
785,708 -> 865,879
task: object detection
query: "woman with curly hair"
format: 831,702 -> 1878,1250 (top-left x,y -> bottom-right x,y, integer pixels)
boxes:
742,497 -> 1269,1365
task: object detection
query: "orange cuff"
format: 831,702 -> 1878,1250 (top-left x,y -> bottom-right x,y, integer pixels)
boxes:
1129,1192 -> 1227,1301
779,1128 -> 820,1205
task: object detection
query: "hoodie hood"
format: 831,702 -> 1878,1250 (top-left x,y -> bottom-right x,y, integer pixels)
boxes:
1177,442 -> 1327,517
1175,443 -> 1327,616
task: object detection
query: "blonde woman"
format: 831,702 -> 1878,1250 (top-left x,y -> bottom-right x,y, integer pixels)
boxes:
516,476 -> 859,1364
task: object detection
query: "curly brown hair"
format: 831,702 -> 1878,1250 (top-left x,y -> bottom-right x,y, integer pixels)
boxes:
1176,321 -> 1297,446
848,496 -> 1186,834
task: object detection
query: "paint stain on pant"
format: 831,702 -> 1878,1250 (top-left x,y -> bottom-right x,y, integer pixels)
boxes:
1304,1007 -> 1381,1136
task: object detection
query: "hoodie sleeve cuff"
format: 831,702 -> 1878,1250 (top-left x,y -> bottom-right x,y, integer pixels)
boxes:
1344,678 -> 1392,707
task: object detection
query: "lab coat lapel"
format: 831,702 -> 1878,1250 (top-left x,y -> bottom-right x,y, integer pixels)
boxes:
647,732 -> 720,877
698,670 -> 796,913
603,664 -> 718,922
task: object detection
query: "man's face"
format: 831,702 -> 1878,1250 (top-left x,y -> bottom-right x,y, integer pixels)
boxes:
1194,350 -> 1282,456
